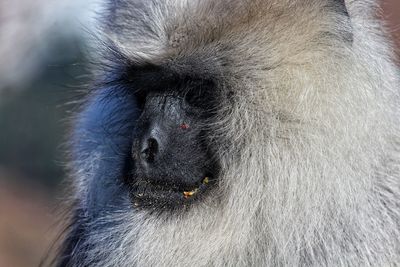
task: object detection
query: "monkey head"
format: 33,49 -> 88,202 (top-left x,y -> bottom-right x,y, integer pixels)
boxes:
57,1 -> 400,266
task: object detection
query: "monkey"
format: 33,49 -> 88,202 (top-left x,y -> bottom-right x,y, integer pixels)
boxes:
57,0 -> 400,266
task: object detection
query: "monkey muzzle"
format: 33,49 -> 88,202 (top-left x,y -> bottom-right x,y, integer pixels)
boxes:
124,94 -> 219,209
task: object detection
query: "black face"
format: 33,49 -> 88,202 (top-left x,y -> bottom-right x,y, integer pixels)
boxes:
123,73 -> 220,210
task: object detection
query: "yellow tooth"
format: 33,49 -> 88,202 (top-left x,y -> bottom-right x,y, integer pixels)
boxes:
183,191 -> 194,198
203,177 -> 209,184
183,188 -> 198,198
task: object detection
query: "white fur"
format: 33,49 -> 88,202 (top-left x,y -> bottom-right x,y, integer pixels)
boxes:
72,1 -> 400,266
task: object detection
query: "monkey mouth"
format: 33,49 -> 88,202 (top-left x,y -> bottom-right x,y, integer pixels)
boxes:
128,175 -> 213,209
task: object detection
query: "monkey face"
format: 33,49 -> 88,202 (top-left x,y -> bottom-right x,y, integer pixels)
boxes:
122,69 -> 220,210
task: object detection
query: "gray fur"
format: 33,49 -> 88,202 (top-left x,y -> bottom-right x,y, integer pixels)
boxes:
67,0 -> 400,266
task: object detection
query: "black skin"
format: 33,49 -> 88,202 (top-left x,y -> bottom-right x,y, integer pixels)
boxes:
125,78 -> 220,209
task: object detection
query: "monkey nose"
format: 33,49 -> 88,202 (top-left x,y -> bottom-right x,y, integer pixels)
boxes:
140,137 -> 159,163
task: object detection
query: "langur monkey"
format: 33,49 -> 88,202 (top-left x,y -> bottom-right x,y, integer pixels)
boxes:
58,1 -> 400,266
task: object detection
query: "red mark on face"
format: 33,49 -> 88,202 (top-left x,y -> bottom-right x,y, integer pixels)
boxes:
180,123 -> 190,130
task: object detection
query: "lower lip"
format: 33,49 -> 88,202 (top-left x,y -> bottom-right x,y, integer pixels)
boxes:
129,177 -> 211,208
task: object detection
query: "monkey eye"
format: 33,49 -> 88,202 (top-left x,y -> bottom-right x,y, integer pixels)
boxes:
184,88 -> 204,108
135,90 -> 147,110
184,86 -> 216,111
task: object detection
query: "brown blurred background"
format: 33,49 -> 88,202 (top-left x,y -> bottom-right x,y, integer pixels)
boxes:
0,1 -> 399,266
383,0 -> 400,52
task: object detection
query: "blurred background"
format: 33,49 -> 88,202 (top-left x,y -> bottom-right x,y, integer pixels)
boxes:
0,1 -> 398,266
0,1 -> 99,266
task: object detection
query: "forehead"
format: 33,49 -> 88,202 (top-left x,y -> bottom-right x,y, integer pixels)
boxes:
99,0 -> 352,98
118,61 -> 218,96
100,1 -> 261,83
102,0 -> 348,57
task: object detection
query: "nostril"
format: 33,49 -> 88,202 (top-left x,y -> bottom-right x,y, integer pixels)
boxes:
141,138 -> 159,163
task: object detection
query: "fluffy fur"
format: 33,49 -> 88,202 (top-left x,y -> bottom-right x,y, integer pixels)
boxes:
60,0 -> 400,266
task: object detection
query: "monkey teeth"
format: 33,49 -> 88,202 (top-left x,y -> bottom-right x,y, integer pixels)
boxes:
183,177 -> 210,199
183,188 -> 198,198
